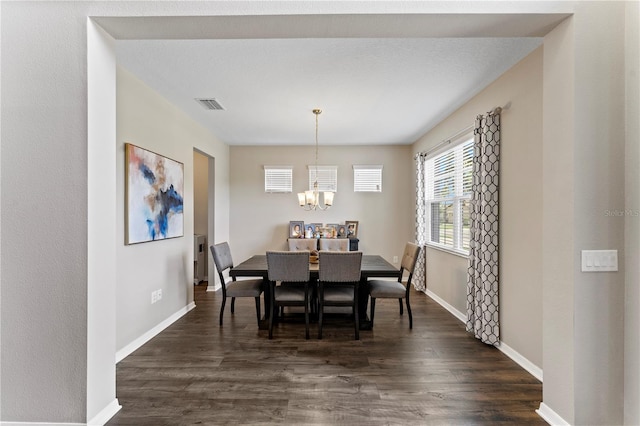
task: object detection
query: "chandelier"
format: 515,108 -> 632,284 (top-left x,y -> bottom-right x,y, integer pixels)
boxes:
298,109 -> 334,210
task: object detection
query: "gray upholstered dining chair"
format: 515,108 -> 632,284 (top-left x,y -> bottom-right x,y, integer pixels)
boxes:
210,242 -> 264,327
266,251 -> 311,339
368,242 -> 420,329
318,238 -> 349,251
287,238 -> 318,252
317,251 -> 363,340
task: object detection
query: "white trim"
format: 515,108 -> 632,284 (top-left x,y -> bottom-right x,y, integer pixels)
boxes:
499,341 -> 543,382
353,164 -> 383,170
115,302 -> 196,363
425,289 -> 466,322
87,399 -> 121,426
425,289 -> 543,382
536,402 -> 571,425
206,282 -> 220,292
425,242 -> 469,259
0,422 -> 85,426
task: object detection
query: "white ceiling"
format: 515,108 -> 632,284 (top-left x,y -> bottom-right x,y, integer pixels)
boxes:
109,13 -> 565,146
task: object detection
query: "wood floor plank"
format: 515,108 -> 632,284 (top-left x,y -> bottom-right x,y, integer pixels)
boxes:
107,285 -> 544,425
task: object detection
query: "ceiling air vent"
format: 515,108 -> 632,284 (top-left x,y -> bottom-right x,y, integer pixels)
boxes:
196,98 -> 225,111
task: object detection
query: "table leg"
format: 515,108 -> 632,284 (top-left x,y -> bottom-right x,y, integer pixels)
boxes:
358,278 -> 372,330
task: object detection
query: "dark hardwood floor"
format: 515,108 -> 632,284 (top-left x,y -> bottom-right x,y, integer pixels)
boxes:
107,284 -> 544,425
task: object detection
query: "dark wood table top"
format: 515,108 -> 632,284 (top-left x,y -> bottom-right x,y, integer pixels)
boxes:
230,254 -> 399,279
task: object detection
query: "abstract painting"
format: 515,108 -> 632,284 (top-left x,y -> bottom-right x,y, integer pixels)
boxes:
125,143 -> 184,244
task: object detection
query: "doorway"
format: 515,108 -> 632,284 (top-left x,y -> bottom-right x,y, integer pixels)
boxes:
193,149 -> 216,291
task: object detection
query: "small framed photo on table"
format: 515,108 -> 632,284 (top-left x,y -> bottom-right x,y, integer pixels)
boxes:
327,223 -> 338,236
337,225 -> 347,238
289,221 -> 304,238
345,221 -> 358,237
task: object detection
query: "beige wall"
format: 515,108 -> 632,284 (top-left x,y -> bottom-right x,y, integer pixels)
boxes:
625,1 -> 640,423
541,3 -> 628,424
116,66 -> 229,351
412,47 -> 544,370
542,16 -> 576,422
2,1 -> 636,424
571,3 -> 626,424
228,145 -> 413,266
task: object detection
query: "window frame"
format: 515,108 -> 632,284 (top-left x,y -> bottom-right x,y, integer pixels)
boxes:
308,165 -> 338,192
263,165 -> 293,193
353,164 -> 383,192
424,134 -> 474,257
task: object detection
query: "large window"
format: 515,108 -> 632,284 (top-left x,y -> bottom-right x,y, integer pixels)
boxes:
425,137 -> 473,255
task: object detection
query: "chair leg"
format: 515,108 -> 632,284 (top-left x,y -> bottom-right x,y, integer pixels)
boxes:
231,297 -> 236,313
255,297 -> 261,326
219,295 -> 226,326
406,297 -> 413,330
399,298 -> 403,315
370,298 -> 376,327
310,285 -> 317,315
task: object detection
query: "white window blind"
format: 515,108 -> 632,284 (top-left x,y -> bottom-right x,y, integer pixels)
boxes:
264,166 -> 292,193
308,165 -> 337,192
425,136 -> 474,254
353,165 -> 383,192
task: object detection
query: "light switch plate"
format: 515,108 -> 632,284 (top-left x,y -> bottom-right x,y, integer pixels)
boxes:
581,250 -> 618,272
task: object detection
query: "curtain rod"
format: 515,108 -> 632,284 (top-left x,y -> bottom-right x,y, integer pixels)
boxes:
423,124 -> 474,156
419,102 -> 511,157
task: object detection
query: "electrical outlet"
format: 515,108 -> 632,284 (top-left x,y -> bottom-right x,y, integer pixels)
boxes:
157,289 -> 162,301
151,290 -> 157,304
393,256 -> 399,264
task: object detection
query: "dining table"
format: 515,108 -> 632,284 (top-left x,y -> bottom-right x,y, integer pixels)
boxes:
229,254 -> 400,330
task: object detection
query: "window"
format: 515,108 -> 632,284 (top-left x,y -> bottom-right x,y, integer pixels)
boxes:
308,165 -> 337,192
264,166 -> 292,193
353,165 -> 383,192
425,137 -> 474,254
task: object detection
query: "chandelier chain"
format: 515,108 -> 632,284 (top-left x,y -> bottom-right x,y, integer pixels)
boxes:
297,108 -> 333,211
314,108 -> 321,183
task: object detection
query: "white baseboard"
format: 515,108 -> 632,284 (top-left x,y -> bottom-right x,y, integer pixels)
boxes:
207,282 -> 220,292
425,289 -> 543,382
87,399 -> 121,426
536,402 -> 570,425
499,341 -> 543,381
0,398 -> 121,426
115,302 -> 196,363
425,289 -> 466,322
0,422 -> 85,426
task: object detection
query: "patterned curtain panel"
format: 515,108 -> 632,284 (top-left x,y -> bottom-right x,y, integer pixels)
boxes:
413,153 -> 428,292
466,109 -> 501,346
